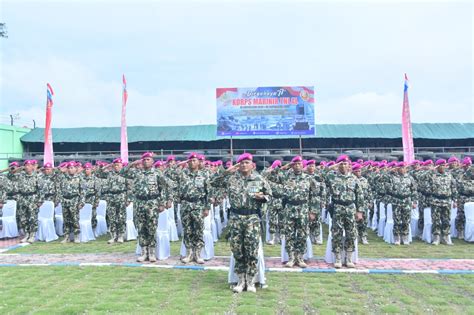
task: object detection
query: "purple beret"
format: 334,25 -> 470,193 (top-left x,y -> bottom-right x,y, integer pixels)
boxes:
336,155 -> 350,163
113,158 -> 123,164
187,152 -> 199,160
75,162 -> 82,167
397,161 -> 407,167
24,160 -> 34,166
448,156 -> 459,163
166,155 -> 175,162
29,159 -> 38,165
216,160 -> 223,166
83,162 -> 92,169
362,161 -> 371,167
423,160 -> 434,166
306,160 -> 316,166
141,152 -> 153,159
462,157 -> 472,166
43,162 -> 53,168
225,161 -> 233,167
357,159 -> 364,164
435,159 -> 447,166
291,156 -> 303,163
67,161 -> 76,168
352,163 -> 362,171
237,153 -> 253,163
197,154 -> 205,161
154,161 -> 163,167
271,160 -> 282,169
9,161 -> 20,167
327,161 -> 336,166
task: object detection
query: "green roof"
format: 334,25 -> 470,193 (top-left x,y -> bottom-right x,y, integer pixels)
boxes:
20,123 -> 474,143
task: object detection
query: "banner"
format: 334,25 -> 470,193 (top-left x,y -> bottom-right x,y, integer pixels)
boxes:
402,74 -> 415,163
44,83 -> 54,166
216,86 -> 315,136
120,74 -> 129,163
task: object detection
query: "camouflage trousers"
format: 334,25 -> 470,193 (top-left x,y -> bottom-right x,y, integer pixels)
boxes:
356,210 -> 368,238
18,195 -> 39,234
229,213 -> 260,278
331,204 -> 357,254
135,199 -> 159,247
62,197 -> 81,235
392,202 -> 411,237
417,194 -> 427,232
106,193 -> 127,236
284,205 -> 309,257
431,199 -> 451,236
181,203 -> 205,252
309,208 -> 322,240
86,197 -> 97,229
455,197 -> 472,233
267,205 -> 280,235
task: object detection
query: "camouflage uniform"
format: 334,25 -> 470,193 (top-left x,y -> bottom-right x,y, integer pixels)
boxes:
373,169 -> 389,226
82,174 -> 101,229
388,172 -> 417,238
356,174 -> 373,239
17,171 -> 43,235
132,168 -> 169,251
100,170 -> 129,239
210,170 -> 271,282
428,171 -> 457,238
455,167 -> 474,235
39,172 -> 58,205
278,170 -> 324,260
57,173 -> 85,236
414,169 -> 433,232
307,171 -> 327,243
178,169 -> 209,256
326,171 -> 364,255
262,168 -> 284,238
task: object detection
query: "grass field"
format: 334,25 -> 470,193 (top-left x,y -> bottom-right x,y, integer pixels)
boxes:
9,229 -> 474,259
0,267 -> 473,314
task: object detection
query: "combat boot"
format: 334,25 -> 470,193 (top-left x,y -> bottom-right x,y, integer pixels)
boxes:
137,247 -> 147,262
334,252 -> 342,269
73,233 -> 80,243
194,250 -> 205,264
117,235 -> 124,243
148,247 -> 157,262
181,250 -> 193,264
107,233 -> 116,244
394,235 -> 401,245
20,233 -> 29,243
60,235 -> 70,244
285,254 -> 296,268
458,230 -> 464,240
361,236 -> 369,245
432,235 -> 440,245
346,252 -> 355,268
267,234 -> 275,245
297,255 -> 308,268
402,235 -> 410,245
232,274 -> 246,293
246,274 -> 257,293
441,235 -> 453,246
27,233 -> 36,243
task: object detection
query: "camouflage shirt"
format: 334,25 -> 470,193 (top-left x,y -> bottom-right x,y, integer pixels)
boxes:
132,168 -> 169,204
387,173 -> 417,205
177,169 -> 209,211
428,170 -> 458,203
57,173 -> 86,205
326,171 -> 364,211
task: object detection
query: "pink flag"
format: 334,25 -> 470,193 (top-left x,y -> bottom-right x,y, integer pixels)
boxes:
44,83 -> 55,166
120,74 -> 129,163
402,74 -> 415,163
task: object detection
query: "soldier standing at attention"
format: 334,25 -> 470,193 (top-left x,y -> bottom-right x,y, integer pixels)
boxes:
388,162 -> 417,245
131,152 -> 169,262
82,163 -> 101,230
352,163 -> 372,245
305,159 -> 327,245
58,162 -> 85,243
456,158 -> 473,239
429,159 -> 458,245
326,155 -> 364,269
210,153 -> 271,293
178,153 -> 210,264
17,160 -> 43,243
261,159 -> 284,245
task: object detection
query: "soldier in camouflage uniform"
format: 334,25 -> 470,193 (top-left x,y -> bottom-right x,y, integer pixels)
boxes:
306,160 -> 327,245
82,163 -> 101,229
129,152 -> 169,262
17,160 -> 43,243
261,160 -> 284,245
416,160 -> 435,234
58,162 -> 85,243
275,156 -> 324,268
352,163 -> 372,245
98,158 -> 129,243
326,155 -> 364,268
387,162 -> 417,245
210,153 -> 271,293
455,159 -> 473,239
178,153 -> 210,264
429,159 -> 458,245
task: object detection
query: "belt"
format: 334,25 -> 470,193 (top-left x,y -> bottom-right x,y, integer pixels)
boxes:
230,208 -> 259,216
20,192 -> 36,196
332,199 -> 354,206
286,200 -> 305,205
63,195 -> 79,199
136,195 -> 158,201
182,197 -> 203,202
109,191 -> 126,194
431,194 -> 450,199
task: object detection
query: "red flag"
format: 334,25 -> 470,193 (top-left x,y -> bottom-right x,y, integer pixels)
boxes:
402,74 -> 415,163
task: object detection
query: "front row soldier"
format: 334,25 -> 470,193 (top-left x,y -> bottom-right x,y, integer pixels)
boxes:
58,162 -> 85,243
429,159 -> 458,245
351,163 -> 371,245
179,153 -> 210,264
132,152 -> 169,262
210,153 -> 272,293
325,155 -> 364,269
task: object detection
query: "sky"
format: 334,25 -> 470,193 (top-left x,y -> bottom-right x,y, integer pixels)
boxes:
0,0 -> 472,128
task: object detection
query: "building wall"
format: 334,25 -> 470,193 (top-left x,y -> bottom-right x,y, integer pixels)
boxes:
0,124 -> 31,169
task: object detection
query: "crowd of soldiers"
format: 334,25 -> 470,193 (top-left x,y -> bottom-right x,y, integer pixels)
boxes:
0,152 -> 473,293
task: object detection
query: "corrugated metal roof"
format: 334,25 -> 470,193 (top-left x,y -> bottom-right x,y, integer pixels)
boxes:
20,123 -> 474,143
